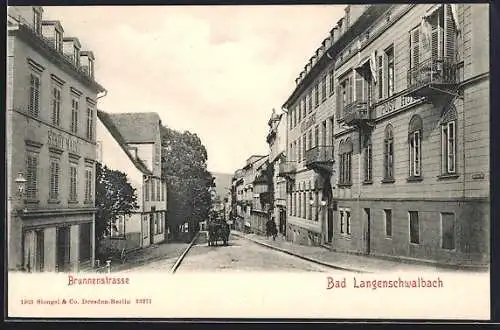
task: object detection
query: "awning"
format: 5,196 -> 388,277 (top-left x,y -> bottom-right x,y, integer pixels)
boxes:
356,52 -> 377,83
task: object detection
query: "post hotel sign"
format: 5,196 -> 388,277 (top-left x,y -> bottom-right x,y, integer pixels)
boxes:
375,94 -> 425,118
48,130 -> 81,154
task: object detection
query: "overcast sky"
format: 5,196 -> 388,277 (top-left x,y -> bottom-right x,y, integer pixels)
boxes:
43,5 -> 346,174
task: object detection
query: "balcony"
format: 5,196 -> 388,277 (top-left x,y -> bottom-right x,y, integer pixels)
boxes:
407,58 -> 457,98
305,146 -> 335,173
343,100 -> 373,127
278,161 -> 297,179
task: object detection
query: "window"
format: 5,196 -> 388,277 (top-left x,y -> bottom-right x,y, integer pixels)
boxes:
33,8 -> 42,34
71,99 -> 79,134
298,101 -> 302,122
142,216 -> 149,239
329,117 -> 334,146
49,159 -> 60,201
409,211 -> 420,244
69,165 -> 78,201
294,105 -> 298,127
293,191 -> 297,216
377,55 -> 383,99
293,141 -> 297,162
161,181 -> 165,201
386,46 -> 394,97
302,134 -> 306,161
340,209 -> 351,235
86,107 -> 94,140
308,90 -> 313,113
337,73 -> 353,118
314,191 -> 319,221
84,168 -> 92,202
298,137 -> 302,162
321,75 -> 327,101
55,30 -> 62,52
156,179 -> 161,201
154,213 -> 159,235
145,178 -> 150,201
112,215 -> 126,238
51,86 -> 61,126
364,134 -> 372,182
384,209 -> 392,237
384,125 -> 394,181
79,223 -> 91,262
322,120 -> 327,146
339,139 -> 353,185
408,115 -> 423,178
441,107 -> 457,174
441,212 -> 455,250
314,126 -> 319,148
74,46 -> 80,66
29,74 -> 40,117
151,178 -> 156,201
315,83 -> 319,107
329,69 -> 335,95
308,191 -> 312,220
25,152 -> 39,200
298,190 -> 302,218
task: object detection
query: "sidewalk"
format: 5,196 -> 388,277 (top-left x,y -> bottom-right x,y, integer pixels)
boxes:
232,231 -> 487,273
109,241 -> 190,273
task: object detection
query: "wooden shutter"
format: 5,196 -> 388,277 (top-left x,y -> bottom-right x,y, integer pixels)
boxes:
410,28 -> 420,68
336,84 -> 342,120
444,4 -> 457,62
355,70 -> 364,102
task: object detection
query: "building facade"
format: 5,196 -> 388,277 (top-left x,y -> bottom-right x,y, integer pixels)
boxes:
96,111 -> 167,252
282,4 -> 489,266
266,109 -> 288,236
7,6 -> 106,272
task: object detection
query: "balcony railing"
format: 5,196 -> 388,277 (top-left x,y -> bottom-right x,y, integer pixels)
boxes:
407,58 -> 457,97
305,145 -> 335,169
278,161 -> 297,177
343,100 -> 371,126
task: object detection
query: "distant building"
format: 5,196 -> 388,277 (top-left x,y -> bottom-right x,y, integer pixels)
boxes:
7,6 -> 106,272
96,111 -> 167,252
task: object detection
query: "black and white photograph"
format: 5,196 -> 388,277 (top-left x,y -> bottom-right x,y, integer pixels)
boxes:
6,3 -> 491,319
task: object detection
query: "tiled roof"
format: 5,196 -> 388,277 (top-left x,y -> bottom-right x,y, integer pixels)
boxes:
97,109 -> 153,175
105,112 -> 161,143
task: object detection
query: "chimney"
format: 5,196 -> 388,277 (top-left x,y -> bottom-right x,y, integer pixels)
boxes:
63,37 -> 81,66
80,51 -> 95,79
41,20 -> 64,52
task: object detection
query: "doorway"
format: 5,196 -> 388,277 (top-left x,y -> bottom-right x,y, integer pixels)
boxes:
56,226 -> 71,272
363,208 -> 371,254
327,208 -> 334,244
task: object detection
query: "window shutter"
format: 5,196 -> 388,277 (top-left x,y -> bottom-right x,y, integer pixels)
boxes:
411,28 -> 420,68
431,12 -> 441,59
444,4 -> 457,62
355,70 -> 364,102
336,84 -> 342,119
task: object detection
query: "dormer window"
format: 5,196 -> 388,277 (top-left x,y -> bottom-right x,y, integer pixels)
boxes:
33,8 -> 42,34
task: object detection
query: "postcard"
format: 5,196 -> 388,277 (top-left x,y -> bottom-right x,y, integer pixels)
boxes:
6,3 -> 490,320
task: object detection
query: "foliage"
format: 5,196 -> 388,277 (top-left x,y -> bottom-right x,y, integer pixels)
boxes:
95,162 -> 140,241
161,126 -> 214,238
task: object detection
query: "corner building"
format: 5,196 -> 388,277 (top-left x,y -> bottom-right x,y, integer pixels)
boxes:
7,6 -> 106,272
332,4 -> 489,266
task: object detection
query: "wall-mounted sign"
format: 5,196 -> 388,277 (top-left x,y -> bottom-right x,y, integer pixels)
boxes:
300,113 -> 316,133
375,94 -> 425,118
47,130 -> 81,154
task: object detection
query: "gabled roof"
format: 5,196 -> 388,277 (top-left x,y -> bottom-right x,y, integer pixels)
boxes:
97,109 -> 153,175
105,112 -> 161,144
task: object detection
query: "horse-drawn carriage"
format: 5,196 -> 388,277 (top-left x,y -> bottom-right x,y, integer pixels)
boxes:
207,220 -> 230,246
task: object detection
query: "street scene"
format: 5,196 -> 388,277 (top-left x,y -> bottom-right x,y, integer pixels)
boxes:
6,4 -> 490,277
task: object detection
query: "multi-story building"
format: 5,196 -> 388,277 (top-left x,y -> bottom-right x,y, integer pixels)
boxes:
332,3 -> 489,266
7,6 -> 106,272
282,4 -> 489,266
96,111 -> 168,251
251,159 -> 272,235
232,169 -> 245,231
266,109 -> 288,236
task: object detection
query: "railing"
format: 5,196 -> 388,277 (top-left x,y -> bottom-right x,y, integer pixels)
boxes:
278,161 -> 297,175
407,58 -> 457,90
343,100 -> 371,124
305,146 -> 335,166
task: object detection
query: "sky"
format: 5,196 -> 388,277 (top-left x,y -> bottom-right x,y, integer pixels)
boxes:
43,5 -> 346,174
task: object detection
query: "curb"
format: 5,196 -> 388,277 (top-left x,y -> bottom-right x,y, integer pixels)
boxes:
231,231 -> 371,274
170,231 -> 200,274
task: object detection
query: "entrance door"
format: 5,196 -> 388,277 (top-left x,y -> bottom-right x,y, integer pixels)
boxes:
56,227 -> 71,272
327,208 -> 334,243
363,208 -> 371,254
35,230 -> 44,272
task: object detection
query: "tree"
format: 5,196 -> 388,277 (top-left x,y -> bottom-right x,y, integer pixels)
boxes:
95,162 -> 140,242
161,126 -> 213,239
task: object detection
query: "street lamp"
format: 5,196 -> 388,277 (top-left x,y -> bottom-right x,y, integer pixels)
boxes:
15,172 -> 27,198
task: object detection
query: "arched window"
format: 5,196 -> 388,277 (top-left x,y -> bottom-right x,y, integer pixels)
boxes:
339,138 -> 353,185
408,115 -> 423,178
384,124 -> 394,181
441,106 -> 458,174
